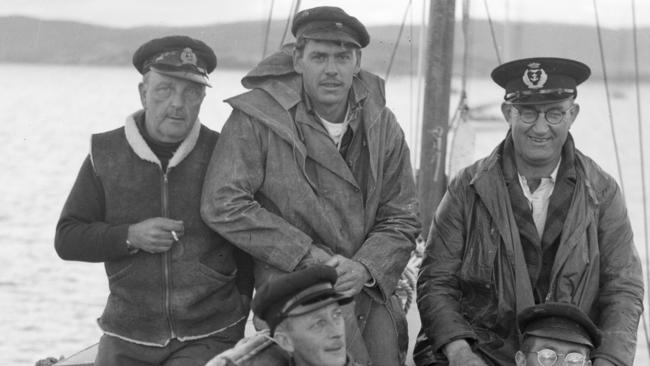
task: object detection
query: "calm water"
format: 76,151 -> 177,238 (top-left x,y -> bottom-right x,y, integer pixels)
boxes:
1,63 -> 649,365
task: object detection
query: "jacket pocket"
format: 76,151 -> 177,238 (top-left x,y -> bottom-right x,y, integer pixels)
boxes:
105,259 -> 135,285
459,219 -> 498,287
198,263 -> 237,284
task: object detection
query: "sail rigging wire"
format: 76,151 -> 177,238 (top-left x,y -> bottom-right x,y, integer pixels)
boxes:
592,0 -> 625,188
483,0 -> 502,64
447,0 -> 471,174
409,1 -> 415,157
279,0 -> 301,47
385,0 -> 413,82
414,0 -> 428,168
630,0 -> 650,354
261,0 -> 275,59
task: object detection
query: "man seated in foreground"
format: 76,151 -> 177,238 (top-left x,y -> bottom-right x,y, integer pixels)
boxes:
516,302 -> 601,366
252,265 -> 361,366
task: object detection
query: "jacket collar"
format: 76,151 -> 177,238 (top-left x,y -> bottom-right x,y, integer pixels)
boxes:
240,46 -> 385,131
124,110 -> 202,170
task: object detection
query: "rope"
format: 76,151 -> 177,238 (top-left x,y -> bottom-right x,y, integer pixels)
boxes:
592,0 -> 625,188
385,0 -> 413,82
630,0 -> 650,355
261,0 -> 275,59
483,0 -> 502,64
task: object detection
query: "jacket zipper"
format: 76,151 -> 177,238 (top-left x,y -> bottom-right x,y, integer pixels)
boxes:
162,172 -> 176,339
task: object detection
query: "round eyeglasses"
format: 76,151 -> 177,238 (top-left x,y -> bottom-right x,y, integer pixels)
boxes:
513,105 -> 576,125
527,348 -> 588,366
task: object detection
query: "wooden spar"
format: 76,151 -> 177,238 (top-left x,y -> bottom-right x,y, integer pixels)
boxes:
418,0 -> 456,238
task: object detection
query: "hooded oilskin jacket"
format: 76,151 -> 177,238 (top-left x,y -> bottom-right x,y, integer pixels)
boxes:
201,47 -> 420,365
55,112 -> 251,346
414,135 -> 643,366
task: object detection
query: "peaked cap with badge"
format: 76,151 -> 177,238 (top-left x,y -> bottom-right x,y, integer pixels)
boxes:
252,265 -> 352,335
132,35 -> 217,87
518,302 -> 602,349
292,6 -> 370,48
491,57 -> 591,104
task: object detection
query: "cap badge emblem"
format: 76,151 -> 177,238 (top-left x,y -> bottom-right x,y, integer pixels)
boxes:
335,22 -> 343,29
154,51 -> 174,63
180,48 -> 197,66
522,62 -> 548,89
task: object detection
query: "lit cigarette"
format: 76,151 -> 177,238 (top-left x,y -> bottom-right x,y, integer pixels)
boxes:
171,230 -> 179,242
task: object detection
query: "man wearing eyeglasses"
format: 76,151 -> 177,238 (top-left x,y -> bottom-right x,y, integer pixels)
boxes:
415,57 -> 643,366
516,302 -> 601,366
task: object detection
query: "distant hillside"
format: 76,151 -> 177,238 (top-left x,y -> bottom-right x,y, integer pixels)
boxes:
1,16 -> 649,79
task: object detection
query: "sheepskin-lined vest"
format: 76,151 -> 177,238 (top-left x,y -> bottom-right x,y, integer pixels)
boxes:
91,116 -> 247,346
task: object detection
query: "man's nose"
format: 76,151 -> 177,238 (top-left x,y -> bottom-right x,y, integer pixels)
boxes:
170,89 -> 185,107
326,321 -> 344,338
324,58 -> 337,74
531,112 -> 550,132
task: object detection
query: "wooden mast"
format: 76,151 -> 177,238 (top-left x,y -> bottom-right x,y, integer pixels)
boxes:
418,0 -> 456,238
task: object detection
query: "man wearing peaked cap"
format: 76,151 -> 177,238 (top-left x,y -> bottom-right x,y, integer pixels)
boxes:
247,265 -> 360,366
291,6 -> 370,48
132,35 -> 217,87
415,56 -> 642,366
516,303 -> 601,366
491,57 -> 591,104
201,5 -> 420,366
55,35 -> 253,365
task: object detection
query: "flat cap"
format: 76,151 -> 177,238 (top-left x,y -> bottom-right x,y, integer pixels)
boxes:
491,57 -> 590,104
252,265 -> 352,335
292,6 -> 370,48
518,302 -> 601,349
132,35 -> 217,87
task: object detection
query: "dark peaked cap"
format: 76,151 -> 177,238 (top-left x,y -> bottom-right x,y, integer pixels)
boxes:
491,57 -> 590,104
252,265 -> 352,334
132,35 -> 217,87
292,6 -> 370,48
518,302 -> 602,349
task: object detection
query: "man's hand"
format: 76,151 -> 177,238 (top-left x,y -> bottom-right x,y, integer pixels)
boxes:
593,359 -> 616,366
297,245 -> 333,268
127,218 -> 184,253
444,339 -> 488,366
325,255 -> 371,298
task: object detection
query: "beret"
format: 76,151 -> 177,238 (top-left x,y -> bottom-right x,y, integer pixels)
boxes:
518,302 -> 601,349
491,57 -> 590,104
252,265 -> 352,335
132,35 -> 217,86
292,6 -> 370,48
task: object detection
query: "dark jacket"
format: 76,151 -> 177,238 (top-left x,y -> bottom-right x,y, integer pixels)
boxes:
415,135 -> 644,366
56,112 -> 251,346
201,48 -> 420,365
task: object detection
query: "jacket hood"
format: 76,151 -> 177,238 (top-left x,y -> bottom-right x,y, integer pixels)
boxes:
238,43 -> 387,114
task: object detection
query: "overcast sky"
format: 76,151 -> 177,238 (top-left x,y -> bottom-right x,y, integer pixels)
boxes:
1,0 -> 648,29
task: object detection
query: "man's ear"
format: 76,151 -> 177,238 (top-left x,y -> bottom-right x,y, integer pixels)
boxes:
293,50 -> 303,74
514,350 -> 527,366
501,103 -> 513,126
354,50 -> 361,75
273,330 -> 295,353
138,82 -> 147,109
567,103 -> 580,128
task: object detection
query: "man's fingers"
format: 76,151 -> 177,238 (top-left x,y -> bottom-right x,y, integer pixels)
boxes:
325,256 -> 341,267
336,288 -> 356,298
156,218 -> 185,231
